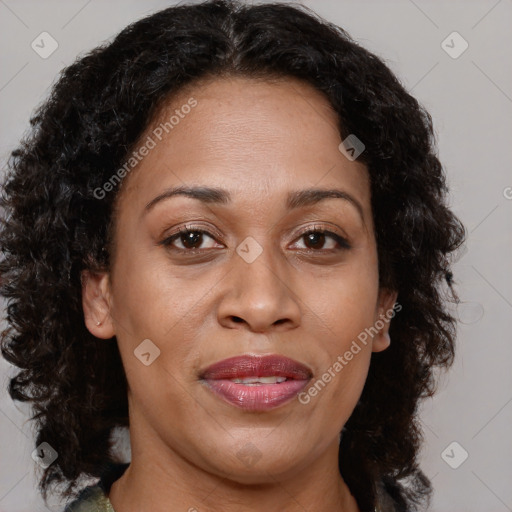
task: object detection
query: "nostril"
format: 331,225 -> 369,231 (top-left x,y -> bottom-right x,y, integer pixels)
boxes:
232,316 -> 244,323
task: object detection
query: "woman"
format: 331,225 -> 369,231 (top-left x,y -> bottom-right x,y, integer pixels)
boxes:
0,1 -> 465,511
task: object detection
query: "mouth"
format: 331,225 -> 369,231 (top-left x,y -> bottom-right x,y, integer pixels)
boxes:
199,354 -> 313,411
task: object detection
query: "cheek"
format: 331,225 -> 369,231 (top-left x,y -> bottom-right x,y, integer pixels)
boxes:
110,242 -> 204,336
108,245 -> 215,389
306,258 -> 379,342
293,335 -> 372,453
299,258 -> 378,412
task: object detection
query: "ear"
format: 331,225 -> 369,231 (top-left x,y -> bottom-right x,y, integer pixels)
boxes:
81,270 -> 116,339
372,288 -> 399,353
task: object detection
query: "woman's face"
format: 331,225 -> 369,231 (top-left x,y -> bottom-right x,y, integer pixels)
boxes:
83,76 -> 396,483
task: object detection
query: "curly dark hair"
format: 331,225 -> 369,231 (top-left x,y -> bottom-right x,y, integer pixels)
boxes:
0,1 -> 465,510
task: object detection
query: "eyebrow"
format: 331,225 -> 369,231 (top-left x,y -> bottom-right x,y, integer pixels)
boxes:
144,185 -> 364,221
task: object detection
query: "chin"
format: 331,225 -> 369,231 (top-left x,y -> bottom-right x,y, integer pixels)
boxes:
208,452 -> 306,485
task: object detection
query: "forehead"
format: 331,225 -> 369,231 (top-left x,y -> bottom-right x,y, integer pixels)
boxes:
115,76 -> 371,217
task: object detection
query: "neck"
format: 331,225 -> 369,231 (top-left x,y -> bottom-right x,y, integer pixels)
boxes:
108,423 -> 360,512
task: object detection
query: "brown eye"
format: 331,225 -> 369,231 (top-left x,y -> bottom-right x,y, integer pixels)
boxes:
303,232 -> 328,250
160,228 -> 220,252
293,228 -> 351,252
177,231 -> 205,249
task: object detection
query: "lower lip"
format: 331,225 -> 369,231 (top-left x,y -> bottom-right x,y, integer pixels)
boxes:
201,378 -> 310,411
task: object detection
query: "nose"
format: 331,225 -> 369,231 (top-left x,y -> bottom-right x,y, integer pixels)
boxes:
216,242 -> 301,333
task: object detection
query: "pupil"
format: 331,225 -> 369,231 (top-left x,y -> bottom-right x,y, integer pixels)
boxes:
306,232 -> 324,249
183,231 -> 201,248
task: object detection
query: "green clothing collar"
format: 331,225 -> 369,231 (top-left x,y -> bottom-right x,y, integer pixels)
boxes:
64,484 -> 115,512
64,462 -> 129,512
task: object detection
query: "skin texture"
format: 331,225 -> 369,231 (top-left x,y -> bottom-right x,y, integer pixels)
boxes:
82,76 -> 397,512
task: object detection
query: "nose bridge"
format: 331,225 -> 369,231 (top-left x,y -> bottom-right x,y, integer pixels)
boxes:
238,236 -> 283,291
217,235 -> 301,331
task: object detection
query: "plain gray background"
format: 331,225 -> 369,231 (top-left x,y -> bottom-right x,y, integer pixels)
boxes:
0,1 -> 511,511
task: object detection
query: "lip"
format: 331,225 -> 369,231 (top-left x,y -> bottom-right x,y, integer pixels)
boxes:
199,354 -> 312,411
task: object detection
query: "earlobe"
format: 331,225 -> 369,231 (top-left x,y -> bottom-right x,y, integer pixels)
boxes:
372,288 -> 399,353
81,270 -> 115,339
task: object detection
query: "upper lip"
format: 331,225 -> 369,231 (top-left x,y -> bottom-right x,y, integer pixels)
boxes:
199,354 -> 313,380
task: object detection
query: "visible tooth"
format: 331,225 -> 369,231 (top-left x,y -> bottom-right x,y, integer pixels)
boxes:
259,376 -> 286,384
232,377 -> 260,384
231,376 -> 287,384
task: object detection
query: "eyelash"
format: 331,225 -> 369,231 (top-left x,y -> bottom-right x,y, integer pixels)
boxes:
159,224 -> 351,254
